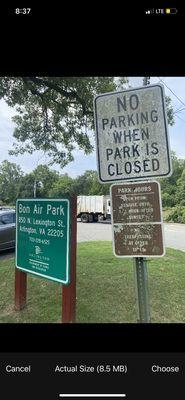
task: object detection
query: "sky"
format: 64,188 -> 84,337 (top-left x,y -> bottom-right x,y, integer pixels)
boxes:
0,76 -> 185,178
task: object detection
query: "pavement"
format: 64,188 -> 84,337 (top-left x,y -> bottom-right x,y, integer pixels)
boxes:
0,248 -> 15,260
77,221 -> 185,252
163,223 -> 185,252
1,221 -> 185,260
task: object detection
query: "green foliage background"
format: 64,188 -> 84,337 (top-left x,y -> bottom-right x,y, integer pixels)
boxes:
0,77 -> 182,220
1,150 -> 185,224
0,77 -> 174,168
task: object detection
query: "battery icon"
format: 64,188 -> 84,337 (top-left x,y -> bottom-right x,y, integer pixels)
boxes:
165,8 -> 178,14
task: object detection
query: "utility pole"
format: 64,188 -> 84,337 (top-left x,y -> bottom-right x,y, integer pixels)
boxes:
33,179 -> 37,198
133,76 -> 151,323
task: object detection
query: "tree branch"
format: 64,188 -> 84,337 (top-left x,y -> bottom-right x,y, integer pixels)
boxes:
24,77 -> 93,116
22,77 -> 45,99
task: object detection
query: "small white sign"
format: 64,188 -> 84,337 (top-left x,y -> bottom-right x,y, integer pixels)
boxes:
94,84 -> 172,183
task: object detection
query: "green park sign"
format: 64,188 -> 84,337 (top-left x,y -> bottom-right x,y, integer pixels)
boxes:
16,199 -> 70,284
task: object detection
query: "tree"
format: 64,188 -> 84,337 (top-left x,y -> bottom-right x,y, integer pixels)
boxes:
160,151 -> 185,207
0,77 -> 120,167
18,164 -> 60,198
0,160 -> 23,203
18,172 -> 36,198
0,77 -> 174,169
165,95 -> 174,126
72,171 -> 95,195
49,170 -> 110,197
73,170 -> 110,195
175,169 -> 185,206
32,164 -> 59,197
49,174 -> 75,197
88,170 -> 110,195
161,192 -> 175,208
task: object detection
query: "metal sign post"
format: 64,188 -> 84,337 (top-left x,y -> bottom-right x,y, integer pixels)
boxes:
110,179 -> 164,323
134,253 -> 151,321
95,77 -> 170,323
135,77 -> 151,323
134,257 -> 151,322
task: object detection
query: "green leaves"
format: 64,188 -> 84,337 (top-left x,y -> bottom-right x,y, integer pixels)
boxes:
0,77 -> 119,166
0,160 -> 23,203
165,95 -> 174,126
160,151 -> 185,208
0,77 -> 175,168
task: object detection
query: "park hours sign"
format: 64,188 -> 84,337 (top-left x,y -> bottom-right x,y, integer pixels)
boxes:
16,199 -> 70,284
94,84 -> 172,183
110,181 -> 164,257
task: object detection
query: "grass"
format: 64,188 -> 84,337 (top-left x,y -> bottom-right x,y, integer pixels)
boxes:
1,242 -> 185,323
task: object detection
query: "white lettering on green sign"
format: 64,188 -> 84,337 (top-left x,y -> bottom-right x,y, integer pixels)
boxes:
16,199 -> 70,284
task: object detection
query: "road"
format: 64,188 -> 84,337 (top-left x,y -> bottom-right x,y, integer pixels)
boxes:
163,223 -> 185,252
0,248 -> 15,260
77,222 -> 185,252
0,222 -> 185,260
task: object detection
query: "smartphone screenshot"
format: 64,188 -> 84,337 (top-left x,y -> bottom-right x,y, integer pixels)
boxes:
0,4 -> 184,399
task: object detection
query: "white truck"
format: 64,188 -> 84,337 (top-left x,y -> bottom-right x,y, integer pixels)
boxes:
77,195 -> 111,222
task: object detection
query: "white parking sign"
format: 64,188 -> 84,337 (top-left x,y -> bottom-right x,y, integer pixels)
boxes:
94,84 -> 172,183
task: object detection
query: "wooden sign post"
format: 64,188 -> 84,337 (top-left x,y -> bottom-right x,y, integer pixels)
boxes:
62,196 -> 77,323
14,269 -> 27,311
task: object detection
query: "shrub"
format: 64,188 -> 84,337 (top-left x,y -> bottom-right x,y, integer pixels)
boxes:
162,192 -> 176,208
165,206 -> 185,223
180,199 -> 185,206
